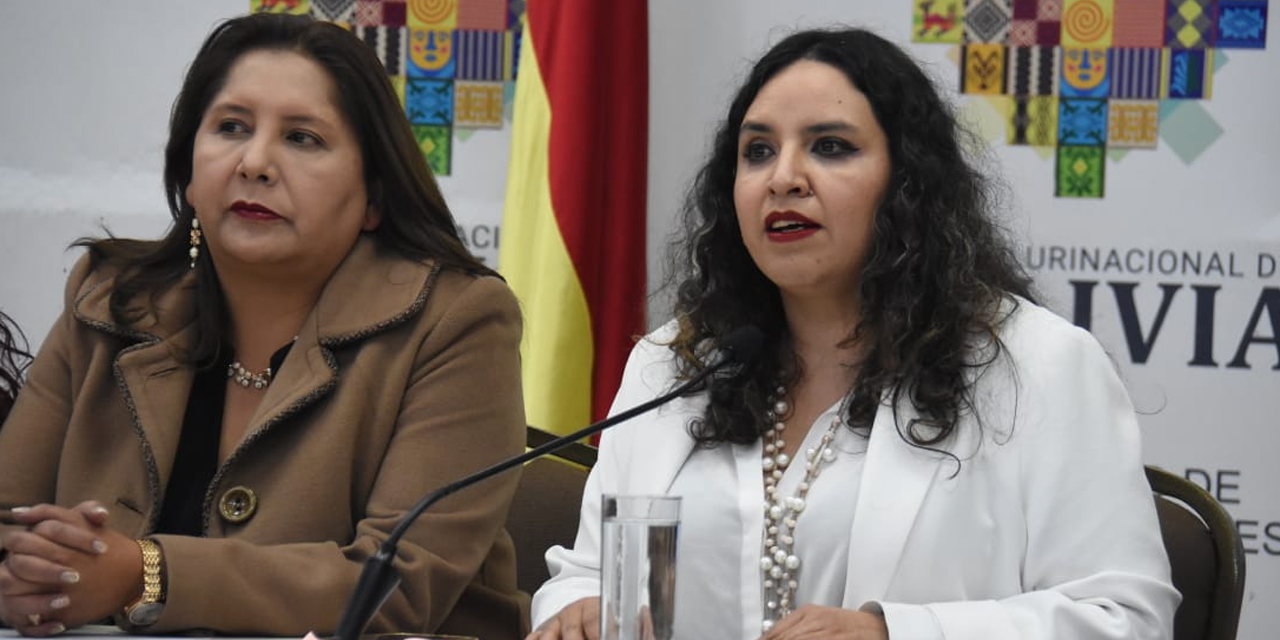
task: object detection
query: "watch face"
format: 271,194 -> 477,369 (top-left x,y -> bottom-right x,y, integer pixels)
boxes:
128,602 -> 165,626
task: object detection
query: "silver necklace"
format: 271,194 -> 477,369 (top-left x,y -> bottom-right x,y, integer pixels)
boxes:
760,385 -> 843,633
227,361 -> 273,390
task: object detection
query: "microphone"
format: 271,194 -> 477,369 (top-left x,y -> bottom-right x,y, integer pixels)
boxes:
334,325 -> 765,640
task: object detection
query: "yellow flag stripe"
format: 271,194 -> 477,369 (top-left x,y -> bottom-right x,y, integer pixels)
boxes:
500,25 -> 593,435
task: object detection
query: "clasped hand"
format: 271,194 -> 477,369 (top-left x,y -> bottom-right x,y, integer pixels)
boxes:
0,502 -> 141,636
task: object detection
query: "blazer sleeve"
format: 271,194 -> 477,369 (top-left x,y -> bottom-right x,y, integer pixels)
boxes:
0,256 -> 95,541
873,313 -> 1179,640
148,275 -> 527,637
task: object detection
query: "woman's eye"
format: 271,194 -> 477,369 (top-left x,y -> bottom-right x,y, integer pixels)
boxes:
287,130 -> 323,147
216,120 -> 247,135
814,138 -> 855,157
742,141 -> 773,163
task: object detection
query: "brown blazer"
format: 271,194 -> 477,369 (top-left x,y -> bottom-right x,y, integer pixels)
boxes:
0,237 -> 529,638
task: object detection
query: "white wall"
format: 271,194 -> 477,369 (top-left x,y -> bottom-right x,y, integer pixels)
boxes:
2,1 -> 1276,637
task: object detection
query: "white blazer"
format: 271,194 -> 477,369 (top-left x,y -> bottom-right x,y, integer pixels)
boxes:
532,300 -> 1178,640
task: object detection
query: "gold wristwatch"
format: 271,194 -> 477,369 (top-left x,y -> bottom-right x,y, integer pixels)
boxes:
123,538 -> 166,627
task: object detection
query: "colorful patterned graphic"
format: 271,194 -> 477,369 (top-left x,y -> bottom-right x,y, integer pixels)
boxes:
408,0 -> 457,29
1216,1 -> 1268,47
1059,98 -> 1109,145
916,0 -> 1268,197
1114,0 -> 1167,46
1007,46 -> 1061,94
409,29 -> 455,77
1061,48 -> 1111,96
966,0 -> 1014,42
1062,0 -> 1114,46
1164,48 -> 1213,97
915,0 -> 965,43
311,0 -> 356,22
454,80 -> 505,128
1056,145 -> 1106,197
1110,48 -> 1162,98
255,0 -> 522,176
962,44 -> 1008,93
1010,95 -> 1059,145
1167,0 -> 1215,47
413,124 -> 452,174
355,26 -> 408,75
407,78 -> 454,125
1107,100 -> 1160,147
456,30 -> 505,80
253,0 -> 310,13
457,0 -> 507,30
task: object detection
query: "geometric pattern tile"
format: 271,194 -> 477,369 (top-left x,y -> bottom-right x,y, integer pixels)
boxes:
453,80 -> 505,128
1167,0 -> 1216,47
1008,46 -> 1062,94
407,0 -> 458,30
455,29 -> 505,81
1215,0 -> 1269,47
1010,95 -> 1060,145
1163,47 -> 1214,97
311,0 -> 356,21
1061,48 -> 1112,97
1114,0 -> 1168,46
406,78 -> 454,125
1059,97 -> 1109,144
253,0 -> 311,14
354,26 -> 408,76
413,124 -> 451,176
457,0 -> 507,30
915,0 -> 966,42
1063,0 -> 1116,47
1056,145 -> 1106,196
963,44 -> 1009,93
1110,47 -> 1163,98
1037,0 -> 1065,44
1108,99 -> 1161,147
966,0 -> 1014,42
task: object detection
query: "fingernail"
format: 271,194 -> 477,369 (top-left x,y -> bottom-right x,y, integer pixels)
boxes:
11,506 -> 31,513
92,539 -> 109,554
50,623 -> 67,635
50,595 -> 70,610
61,570 -> 81,584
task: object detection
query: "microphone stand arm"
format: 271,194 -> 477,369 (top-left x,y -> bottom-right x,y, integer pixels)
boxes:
333,368 -> 716,640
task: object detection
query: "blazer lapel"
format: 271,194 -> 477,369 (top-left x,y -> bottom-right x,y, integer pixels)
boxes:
842,401 -> 944,606
112,334 -> 196,525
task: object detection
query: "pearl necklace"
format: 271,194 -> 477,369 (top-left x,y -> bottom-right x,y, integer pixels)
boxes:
227,361 -> 273,390
760,385 -> 843,633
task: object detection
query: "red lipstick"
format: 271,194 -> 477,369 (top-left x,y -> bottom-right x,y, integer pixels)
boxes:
764,211 -> 820,242
230,200 -> 281,221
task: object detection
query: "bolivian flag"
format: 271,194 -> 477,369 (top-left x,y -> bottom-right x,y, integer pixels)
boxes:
500,1 -> 648,436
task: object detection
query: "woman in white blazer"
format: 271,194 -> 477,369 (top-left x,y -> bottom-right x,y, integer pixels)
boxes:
529,28 -> 1178,640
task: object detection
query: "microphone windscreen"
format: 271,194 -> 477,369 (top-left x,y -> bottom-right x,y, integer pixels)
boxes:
720,325 -> 766,368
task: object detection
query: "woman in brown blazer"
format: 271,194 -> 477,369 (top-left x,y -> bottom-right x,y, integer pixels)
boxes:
0,14 -> 526,639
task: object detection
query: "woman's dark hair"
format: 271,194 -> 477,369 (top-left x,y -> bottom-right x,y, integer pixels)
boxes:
668,28 -> 1034,449
78,13 -> 489,365
0,311 -> 33,423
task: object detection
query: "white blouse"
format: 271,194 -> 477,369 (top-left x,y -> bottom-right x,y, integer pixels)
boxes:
667,401 -> 868,639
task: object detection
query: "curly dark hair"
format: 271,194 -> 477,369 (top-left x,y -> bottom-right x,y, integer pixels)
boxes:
76,13 -> 489,366
666,28 -> 1034,449
0,310 -> 33,424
